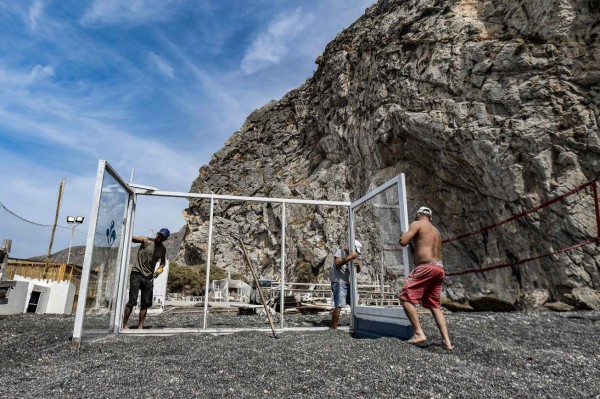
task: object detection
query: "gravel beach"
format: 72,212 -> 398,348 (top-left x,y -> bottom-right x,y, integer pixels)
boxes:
1,310 -> 599,398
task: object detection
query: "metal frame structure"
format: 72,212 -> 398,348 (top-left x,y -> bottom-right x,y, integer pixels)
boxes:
72,161 -> 411,347
72,161 -> 133,350
134,190 -> 350,332
349,175 -> 413,339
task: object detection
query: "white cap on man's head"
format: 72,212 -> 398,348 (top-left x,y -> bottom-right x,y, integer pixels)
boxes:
354,239 -> 363,254
417,206 -> 432,217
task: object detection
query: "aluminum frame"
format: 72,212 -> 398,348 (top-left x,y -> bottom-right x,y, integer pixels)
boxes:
72,161 -> 133,350
133,191 -> 351,332
73,161 -> 411,343
349,174 -> 413,339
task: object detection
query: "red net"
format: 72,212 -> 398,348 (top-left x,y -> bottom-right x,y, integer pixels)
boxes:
441,180 -> 600,277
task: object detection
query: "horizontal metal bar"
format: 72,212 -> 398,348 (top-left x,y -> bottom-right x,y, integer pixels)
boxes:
138,190 -> 351,207
103,161 -> 134,194
350,175 -> 401,210
119,326 -> 350,336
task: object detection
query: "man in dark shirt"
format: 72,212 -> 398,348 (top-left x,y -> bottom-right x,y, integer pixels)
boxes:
122,228 -> 169,329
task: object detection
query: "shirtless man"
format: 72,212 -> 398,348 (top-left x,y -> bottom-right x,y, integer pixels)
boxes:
398,206 -> 453,350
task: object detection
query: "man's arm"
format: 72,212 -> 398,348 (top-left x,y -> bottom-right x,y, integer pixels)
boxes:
399,222 -> 420,247
132,236 -> 146,243
335,251 -> 359,267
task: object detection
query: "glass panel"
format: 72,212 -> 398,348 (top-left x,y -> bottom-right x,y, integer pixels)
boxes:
82,169 -> 129,334
352,184 -> 405,308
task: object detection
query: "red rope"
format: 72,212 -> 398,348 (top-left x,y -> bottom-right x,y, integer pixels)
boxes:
446,238 -> 599,277
442,180 -> 596,244
382,180 -> 599,278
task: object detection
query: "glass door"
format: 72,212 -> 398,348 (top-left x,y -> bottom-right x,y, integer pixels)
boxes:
72,161 -> 133,350
349,174 -> 413,339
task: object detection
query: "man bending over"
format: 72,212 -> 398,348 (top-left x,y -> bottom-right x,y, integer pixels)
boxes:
122,228 -> 169,329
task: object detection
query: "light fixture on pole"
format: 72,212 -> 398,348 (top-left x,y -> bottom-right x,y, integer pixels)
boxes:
66,216 -> 84,265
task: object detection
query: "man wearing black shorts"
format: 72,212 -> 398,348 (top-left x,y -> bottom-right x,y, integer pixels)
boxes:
122,228 -> 169,329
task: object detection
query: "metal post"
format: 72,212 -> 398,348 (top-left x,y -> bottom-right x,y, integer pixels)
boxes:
592,180 -> 600,239
398,174 -> 410,278
202,197 -> 215,330
72,163 -> 105,350
113,193 -> 136,335
67,224 -> 76,265
279,203 -> 286,329
380,250 -> 384,306
348,204 -> 355,331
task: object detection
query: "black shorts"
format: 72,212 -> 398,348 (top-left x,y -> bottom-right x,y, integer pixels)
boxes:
127,272 -> 154,309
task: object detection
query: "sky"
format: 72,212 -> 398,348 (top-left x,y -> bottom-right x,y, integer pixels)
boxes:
0,0 -> 376,259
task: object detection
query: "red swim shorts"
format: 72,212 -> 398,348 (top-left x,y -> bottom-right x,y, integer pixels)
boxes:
398,263 -> 445,309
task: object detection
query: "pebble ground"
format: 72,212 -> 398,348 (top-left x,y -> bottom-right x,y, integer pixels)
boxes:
1,310 -> 599,398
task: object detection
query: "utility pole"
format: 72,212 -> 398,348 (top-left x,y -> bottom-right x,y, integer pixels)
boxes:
0,239 -> 11,281
45,178 -> 65,278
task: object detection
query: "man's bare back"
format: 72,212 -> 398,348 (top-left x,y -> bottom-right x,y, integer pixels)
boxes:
399,219 -> 442,265
397,207 -> 453,350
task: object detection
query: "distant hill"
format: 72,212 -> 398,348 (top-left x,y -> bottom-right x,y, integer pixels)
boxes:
28,226 -> 185,267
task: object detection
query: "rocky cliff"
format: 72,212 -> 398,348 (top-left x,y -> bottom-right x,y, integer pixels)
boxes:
180,0 -> 600,310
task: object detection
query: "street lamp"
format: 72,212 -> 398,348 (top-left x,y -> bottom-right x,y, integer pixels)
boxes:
66,216 -> 84,265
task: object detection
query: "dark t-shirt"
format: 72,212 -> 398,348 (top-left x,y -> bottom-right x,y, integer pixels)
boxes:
132,238 -> 166,277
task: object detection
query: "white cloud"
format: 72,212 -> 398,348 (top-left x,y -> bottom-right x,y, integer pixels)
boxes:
0,60 -> 198,188
0,64 -> 54,87
0,146 -> 95,258
28,0 -> 44,32
241,8 -> 313,75
149,52 -> 175,79
0,91 -> 198,258
29,64 -> 55,82
0,0 -> 378,259
81,0 -> 182,26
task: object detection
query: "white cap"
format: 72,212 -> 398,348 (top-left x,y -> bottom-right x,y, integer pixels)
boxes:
354,239 -> 363,254
417,206 -> 432,217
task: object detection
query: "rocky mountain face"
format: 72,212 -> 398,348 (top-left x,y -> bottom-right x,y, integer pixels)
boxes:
180,0 -> 600,310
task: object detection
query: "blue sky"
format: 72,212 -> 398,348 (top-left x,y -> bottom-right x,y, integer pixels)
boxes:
0,0 -> 375,258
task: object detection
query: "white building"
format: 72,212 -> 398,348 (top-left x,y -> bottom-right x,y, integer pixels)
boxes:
151,260 -> 170,312
0,260 -> 83,315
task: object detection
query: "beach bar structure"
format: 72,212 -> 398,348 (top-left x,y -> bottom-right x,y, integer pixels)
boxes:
0,260 -> 89,315
72,160 -> 413,349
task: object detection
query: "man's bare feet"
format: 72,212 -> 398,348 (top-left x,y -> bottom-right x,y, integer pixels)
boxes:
121,324 -> 128,330
406,333 -> 427,345
442,339 -> 453,351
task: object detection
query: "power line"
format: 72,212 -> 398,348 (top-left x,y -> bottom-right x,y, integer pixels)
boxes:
0,200 -> 87,234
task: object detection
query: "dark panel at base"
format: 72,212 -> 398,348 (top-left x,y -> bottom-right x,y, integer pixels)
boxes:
353,317 -> 413,340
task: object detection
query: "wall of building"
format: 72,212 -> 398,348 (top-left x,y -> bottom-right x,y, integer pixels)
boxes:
12,276 -> 76,315
151,260 -> 170,310
0,281 -> 29,314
